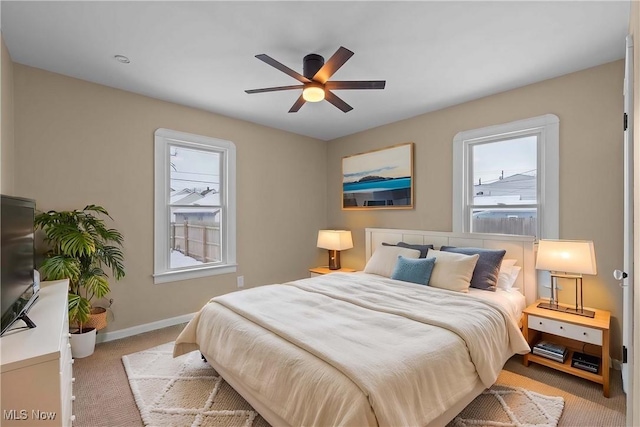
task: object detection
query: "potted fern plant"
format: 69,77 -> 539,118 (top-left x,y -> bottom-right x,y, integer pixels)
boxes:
35,205 -> 125,358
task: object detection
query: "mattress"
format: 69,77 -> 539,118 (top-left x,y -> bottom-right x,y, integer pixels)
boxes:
174,272 -> 530,426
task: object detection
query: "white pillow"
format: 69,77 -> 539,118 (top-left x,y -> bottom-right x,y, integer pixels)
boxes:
497,263 -> 521,290
427,249 -> 479,293
496,259 -> 517,290
364,245 -> 421,277
500,259 -> 518,275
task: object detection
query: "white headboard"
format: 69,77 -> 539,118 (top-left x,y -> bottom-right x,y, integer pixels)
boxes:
365,228 -> 537,306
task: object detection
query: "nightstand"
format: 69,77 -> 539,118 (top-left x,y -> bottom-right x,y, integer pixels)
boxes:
309,266 -> 356,277
522,300 -> 611,397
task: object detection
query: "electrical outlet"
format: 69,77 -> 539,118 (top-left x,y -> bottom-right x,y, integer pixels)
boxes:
237,276 -> 244,288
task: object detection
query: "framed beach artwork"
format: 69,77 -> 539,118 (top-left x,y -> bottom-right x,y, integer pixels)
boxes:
342,142 -> 414,210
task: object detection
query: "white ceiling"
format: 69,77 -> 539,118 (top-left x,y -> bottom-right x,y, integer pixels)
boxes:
1,1 -> 630,141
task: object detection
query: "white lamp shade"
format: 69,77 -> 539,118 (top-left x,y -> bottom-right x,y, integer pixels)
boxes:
536,239 -> 597,275
317,230 -> 353,251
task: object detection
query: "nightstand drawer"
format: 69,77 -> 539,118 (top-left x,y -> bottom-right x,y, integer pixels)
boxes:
528,314 -> 602,346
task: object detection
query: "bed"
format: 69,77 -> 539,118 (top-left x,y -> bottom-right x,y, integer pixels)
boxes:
174,228 -> 536,427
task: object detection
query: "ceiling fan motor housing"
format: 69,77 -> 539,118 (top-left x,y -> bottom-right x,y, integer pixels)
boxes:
303,54 -> 325,80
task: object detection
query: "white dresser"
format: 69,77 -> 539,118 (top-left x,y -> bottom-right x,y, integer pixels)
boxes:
1,280 -> 74,426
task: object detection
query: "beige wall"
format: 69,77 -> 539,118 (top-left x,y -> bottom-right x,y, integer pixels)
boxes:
328,60 -> 625,359
1,34 -> 15,195
12,64 -> 327,332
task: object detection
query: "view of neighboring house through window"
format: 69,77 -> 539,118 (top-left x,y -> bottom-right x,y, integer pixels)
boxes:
154,129 -> 236,284
470,135 -> 537,236
453,114 -> 559,239
170,146 -> 221,268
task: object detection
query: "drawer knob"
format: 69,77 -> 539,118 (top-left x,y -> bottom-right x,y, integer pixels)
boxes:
71,359 -> 75,365
67,343 -> 72,348
71,395 -> 76,401
560,326 -> 563,329
583,332 -> 587,335
539,322 -> 543,325
72,377 -> 76,383
71,414 -> 76,422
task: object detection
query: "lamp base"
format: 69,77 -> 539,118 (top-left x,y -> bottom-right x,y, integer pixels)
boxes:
536,301 -> 565,313
328,250 -> 341,270
563,307 -> 596,318
537,302 -> 595,318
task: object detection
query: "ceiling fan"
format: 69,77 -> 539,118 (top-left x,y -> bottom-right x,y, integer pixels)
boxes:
245,46 -> 386,113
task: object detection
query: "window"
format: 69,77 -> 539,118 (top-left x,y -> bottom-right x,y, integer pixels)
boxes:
453,114 -> 559,239
154,129 -> 236,284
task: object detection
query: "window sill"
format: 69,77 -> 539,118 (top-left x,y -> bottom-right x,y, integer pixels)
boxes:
153,264 -> 237,284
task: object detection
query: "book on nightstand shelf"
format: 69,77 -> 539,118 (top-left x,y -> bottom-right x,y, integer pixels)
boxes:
571,352 -> 600,374
532,341 -> 568,363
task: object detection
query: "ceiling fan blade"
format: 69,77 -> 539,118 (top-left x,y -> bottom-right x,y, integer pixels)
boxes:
288,94 -> 306,113
245,85 -> 304,94
325,81 -> 386,90
255,54 -> 311,83
313,46 -> 354,84
325,91 -> 353,113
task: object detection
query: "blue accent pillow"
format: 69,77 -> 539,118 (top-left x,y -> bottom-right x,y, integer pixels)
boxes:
382,242 -> 434,258
439,246 -> 506,291
391,256 -> 436,286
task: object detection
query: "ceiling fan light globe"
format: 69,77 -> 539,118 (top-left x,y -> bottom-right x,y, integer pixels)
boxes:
302,86 -> 325,102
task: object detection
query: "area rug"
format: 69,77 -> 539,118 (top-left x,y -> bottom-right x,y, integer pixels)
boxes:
449,386 -> 564,427
123,342 -> 564,427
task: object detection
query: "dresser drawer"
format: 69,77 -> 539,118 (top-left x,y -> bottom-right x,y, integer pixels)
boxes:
528,314 -> 602,346
59,332 -> 74,427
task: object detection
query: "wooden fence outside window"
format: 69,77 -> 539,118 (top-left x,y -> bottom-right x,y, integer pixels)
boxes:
171,222 -> 221,263
472,217 -> 537,236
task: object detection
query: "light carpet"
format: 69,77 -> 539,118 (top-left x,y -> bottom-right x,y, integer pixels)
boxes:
123,342 -> 564,427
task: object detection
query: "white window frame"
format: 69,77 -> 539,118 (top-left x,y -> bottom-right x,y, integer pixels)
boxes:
453,114 -> 559,239
153,128 -> 236,284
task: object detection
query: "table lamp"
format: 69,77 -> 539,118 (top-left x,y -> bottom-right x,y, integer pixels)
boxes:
535,239 -> 597,318
317,230 -> 353,270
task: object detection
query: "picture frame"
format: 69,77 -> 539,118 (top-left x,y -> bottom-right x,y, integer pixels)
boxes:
342,142 -> 414,210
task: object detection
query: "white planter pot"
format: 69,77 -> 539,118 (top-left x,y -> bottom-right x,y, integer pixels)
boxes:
69,327 -> 97,358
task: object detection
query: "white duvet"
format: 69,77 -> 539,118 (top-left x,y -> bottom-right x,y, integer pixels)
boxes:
174,273 -> 530,426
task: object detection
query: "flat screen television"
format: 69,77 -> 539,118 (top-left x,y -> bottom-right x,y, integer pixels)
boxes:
1,194 -> 39,336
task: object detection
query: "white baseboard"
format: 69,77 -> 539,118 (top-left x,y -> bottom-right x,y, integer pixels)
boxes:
96,312 -> 196,343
